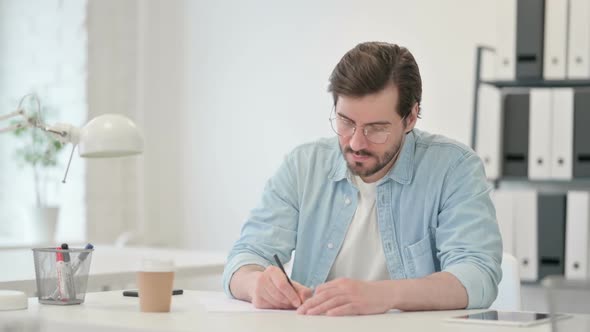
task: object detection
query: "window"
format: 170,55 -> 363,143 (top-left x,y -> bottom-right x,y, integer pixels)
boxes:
0,0 -> 87,246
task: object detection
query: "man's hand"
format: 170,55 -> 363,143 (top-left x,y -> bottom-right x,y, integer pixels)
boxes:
296,272 -> 468,315
230,264 -> 313,310
249,266 -> 312,309
296,278 -> 391,316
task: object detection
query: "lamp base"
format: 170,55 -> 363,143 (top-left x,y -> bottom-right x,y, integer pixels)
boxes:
0,290 -> 27,311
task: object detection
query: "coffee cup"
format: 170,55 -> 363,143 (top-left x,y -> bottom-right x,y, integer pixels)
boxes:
137,258 -> 175,312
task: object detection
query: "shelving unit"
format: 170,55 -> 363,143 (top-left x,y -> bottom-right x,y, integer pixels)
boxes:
472,45 -> 590,154
471,42 -> 590,282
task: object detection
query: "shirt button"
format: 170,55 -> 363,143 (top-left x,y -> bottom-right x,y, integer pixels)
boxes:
327,243 -> 334,249
344,197 -> 351,205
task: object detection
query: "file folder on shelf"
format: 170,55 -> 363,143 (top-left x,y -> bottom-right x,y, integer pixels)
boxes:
495,0 -> 517,80
476,85 -> 502,180
528,89 -> 552,180
514,190 -> 538,282
537,194 -> 567,280
567,0 -> 590,79
550,88 -> 574,179
565,191 -> 590,280
543,0 -> 568,80
516,0 -> 545,79
502,92 -> 530,177
573,89 -> 590,177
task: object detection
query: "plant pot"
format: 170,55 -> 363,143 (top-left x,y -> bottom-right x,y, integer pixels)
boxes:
31,206 -> 59,244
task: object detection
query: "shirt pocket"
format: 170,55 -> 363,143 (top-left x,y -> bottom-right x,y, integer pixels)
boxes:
404,234 -> 436,278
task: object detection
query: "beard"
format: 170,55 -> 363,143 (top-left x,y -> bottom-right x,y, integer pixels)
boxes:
341,135 -> 404,178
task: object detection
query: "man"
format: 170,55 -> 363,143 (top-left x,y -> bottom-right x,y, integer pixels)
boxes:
223,41 -> 502,316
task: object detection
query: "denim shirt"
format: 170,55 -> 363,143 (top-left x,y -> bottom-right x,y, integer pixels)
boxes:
223,129 -> 503,309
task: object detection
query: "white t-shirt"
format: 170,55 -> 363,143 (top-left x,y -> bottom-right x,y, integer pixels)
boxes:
327,175 -> 390,281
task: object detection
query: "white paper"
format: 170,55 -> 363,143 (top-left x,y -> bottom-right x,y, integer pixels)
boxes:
197,292 -> 293,313
196,292 -> 402,314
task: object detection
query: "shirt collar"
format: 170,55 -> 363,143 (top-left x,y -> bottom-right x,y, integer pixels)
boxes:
329,130 -> 416,185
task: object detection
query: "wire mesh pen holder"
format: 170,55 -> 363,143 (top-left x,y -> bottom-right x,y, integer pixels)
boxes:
32,247 -> 94,305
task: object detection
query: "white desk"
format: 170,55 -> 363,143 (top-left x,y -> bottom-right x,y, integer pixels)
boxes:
1,291 -> 589,332
0,246 -> 226,295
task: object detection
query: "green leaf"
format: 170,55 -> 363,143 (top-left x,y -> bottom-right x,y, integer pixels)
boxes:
11,119 -> 64,170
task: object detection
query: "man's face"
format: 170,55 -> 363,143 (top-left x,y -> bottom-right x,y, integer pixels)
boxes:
335,85 -> 415,183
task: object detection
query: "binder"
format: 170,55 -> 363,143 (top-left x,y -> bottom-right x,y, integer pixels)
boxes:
550,88 -> 574,179
528,89 -> 552,180
543,0 -> 568,79
514,190 -> 538,281
573,89 -> 590,177
502,92 -> 530,177
537,194 -> 567,280
476,85 -> 503,180
491,190 -> 515,255
495,0 -> 517,80
567,0 -> 590,79
516,0 -> 545,79
565,191 -> 590,280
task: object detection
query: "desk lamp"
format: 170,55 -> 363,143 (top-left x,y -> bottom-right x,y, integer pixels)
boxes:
0,94 -> 143,310
0,93 -> 144,182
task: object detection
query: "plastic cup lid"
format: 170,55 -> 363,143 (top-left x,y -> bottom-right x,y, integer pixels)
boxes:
138,258 -> 175,272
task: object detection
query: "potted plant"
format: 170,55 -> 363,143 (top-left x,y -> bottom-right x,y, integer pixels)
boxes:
12,107 -> 65,243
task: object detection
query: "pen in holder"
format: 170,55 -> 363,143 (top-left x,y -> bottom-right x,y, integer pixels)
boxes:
32,246 -> 94,305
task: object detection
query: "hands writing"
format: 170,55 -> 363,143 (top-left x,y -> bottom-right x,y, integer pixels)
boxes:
248,265 -> 313,309
236,265 -> 393,315
296,278 -> 392,316
234,265 -> 467,315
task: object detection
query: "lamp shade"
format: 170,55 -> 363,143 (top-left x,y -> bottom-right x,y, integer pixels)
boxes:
78,114 -> 144,158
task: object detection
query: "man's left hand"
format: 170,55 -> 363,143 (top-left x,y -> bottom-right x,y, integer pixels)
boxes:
296,278 -> 392,316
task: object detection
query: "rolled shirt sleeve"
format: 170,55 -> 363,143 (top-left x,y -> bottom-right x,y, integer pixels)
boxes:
436,151 -> 503,309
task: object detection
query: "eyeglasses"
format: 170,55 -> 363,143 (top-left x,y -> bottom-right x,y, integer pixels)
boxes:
329,111 -> 392,144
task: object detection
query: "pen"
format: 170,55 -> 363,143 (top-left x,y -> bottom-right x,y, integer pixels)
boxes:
60,243 -> 70,261
50,243 -> 93,300
122,289 -> 184,297
55,248 -> 68,300
61,244 -> 77,300
273,254 -> 294,289
70,243 -> 94,273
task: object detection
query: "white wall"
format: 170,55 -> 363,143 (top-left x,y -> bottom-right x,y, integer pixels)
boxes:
136,0 -> 188,246
182,0 -> 498,250
86,0 -> 499,251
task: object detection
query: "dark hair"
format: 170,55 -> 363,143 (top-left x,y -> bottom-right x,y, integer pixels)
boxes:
328,42 -> 422,119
